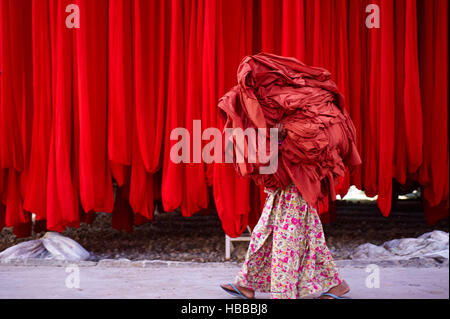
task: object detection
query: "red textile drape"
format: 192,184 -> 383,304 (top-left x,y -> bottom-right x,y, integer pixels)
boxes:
0,0 -> 448,238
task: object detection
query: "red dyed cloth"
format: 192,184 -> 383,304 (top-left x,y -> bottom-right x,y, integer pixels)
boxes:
218,52 -> 362,210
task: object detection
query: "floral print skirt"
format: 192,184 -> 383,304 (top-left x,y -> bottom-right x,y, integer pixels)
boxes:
235,183 -> 343,299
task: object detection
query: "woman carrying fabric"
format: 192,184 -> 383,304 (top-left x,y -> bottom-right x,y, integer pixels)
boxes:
218,53 -> 362,299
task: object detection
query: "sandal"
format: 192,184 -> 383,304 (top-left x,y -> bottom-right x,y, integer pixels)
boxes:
317,292 -> 352,299
220,283 -> 251,299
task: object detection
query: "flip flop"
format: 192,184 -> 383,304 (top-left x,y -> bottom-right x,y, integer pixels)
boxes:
317,292 -> 352,299
220,283 -> 250,299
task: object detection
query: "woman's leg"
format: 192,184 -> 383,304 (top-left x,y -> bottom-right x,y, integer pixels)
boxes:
296,201 -> 348,297
233,194 -> 278,295
222,184 -> 348,299
268,184 -> 348,298
221,189 -> 281,297
233,184 -> 306,299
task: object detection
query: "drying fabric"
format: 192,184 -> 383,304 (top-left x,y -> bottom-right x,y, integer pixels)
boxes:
218,52 -> 362,210
0,0 -> 447,238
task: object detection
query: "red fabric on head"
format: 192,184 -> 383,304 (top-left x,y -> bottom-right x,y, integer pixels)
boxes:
218,52 -> 362,212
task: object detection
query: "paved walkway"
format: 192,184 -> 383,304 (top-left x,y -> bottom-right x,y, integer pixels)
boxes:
0,260 -> 448,299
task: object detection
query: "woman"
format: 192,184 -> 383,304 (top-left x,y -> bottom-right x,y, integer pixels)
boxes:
218,53 -> 361,299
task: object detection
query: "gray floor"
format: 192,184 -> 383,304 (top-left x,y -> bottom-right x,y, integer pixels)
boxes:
0,260 -> 448,299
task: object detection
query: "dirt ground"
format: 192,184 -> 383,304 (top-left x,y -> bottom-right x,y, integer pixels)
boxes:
0,199 -> 448,263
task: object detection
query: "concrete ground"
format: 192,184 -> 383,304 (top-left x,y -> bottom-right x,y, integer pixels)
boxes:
0,260 -> 448,299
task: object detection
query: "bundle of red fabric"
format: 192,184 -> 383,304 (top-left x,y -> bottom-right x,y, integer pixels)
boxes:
218,52 -> 362,210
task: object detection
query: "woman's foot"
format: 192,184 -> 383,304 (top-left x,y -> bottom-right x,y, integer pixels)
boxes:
221,283 -> 255,299
318,280 -> 350,299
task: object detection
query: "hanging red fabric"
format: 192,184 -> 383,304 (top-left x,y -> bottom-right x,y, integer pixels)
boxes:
0,0 -> 447,239
181,0 -> 209,217
74,0 -> 114,214
417,0 -> 449,223
0,0 -> 33,237
161,0 -> 185,213
23,0 -> 52,223
46,0 -> 79,232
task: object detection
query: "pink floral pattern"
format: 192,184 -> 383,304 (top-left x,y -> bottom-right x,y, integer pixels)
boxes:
235,183 -> 343,299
